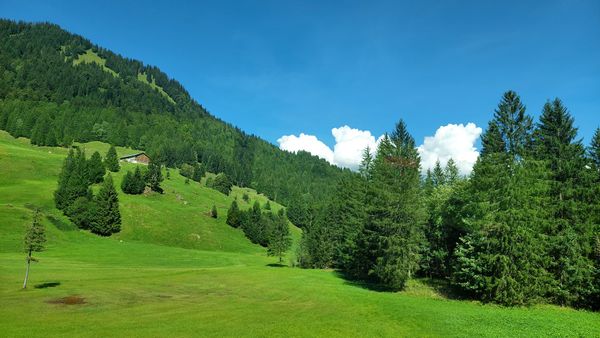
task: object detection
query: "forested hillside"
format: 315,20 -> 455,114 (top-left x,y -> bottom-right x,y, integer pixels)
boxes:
0,20 -> 350,208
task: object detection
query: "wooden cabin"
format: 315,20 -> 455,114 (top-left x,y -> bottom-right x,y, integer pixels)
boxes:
119,152 -> 150,165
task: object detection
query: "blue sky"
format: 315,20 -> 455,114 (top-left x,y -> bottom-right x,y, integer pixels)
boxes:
1,0 -> 599,171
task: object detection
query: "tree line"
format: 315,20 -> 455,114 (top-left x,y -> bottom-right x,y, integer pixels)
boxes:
297,91 -> 599,310
227,200 -> 292,262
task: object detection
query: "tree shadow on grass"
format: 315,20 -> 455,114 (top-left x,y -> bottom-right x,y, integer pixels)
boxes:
34,282 -> 61,289
266,263 -> 287,268
46,215 -> 76,231
418,278 -> 466,300
333,271 -> 394,292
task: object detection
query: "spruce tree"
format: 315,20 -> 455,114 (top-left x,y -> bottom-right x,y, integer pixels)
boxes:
104,145 -> 120,172
454,91 -> 549,305
88,151 -> 105,184
445,158 -> 460,184
432,160 -> 446,186
533,98 -> 594,306
226,200 -> 241,228
91,175 -> 121,236
133,166 -> 146,193
146,162 -> 163,193
23,209 -> 46,289
121,171 -> 133,194
589,127 -> 600,169
352,120 -> 426,290
268,210 -> 292,263
56,149 -> 92,213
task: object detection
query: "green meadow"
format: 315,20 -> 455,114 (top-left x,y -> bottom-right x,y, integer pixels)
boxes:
1,131 -> 598,337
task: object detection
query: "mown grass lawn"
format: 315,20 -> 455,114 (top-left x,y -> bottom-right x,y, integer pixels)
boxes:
1,131 -> 598,337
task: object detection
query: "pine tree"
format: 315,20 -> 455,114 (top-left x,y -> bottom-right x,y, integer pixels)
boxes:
91,175 -> 121,236
146,161 -> 163,193
56,149 -> 92,212
533,99 -> 595,306
445,158 -> 460,184
88,151 -> 105,184
589,127 -> 600,169
104,145 -> 120,172
268,209 -> 292,263
432,160 -> 446,186
359,146 -> 373,180
454,91 -> 550,305
352,121 -> 425,290
133,166 -> 146,193
226,200 -> 242,228
23,209 -> 46,289
121,170 -> 133,194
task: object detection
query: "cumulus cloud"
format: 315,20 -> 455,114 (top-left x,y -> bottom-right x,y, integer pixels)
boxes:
331,126 -> 382,170
278,122 -> 482,174
278,126 -> 381,170
277,133 -> 334,163
417,123 -> 482,175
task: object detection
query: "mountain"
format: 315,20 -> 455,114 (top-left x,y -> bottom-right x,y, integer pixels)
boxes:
0,19 -> 352,211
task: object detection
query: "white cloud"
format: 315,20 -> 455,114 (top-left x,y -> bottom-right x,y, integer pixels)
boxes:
277,133 -> 334,163
417,123 -> 482,175
331,126 -> 381,170
277,126 -> 381,170
278,122 -> 482,174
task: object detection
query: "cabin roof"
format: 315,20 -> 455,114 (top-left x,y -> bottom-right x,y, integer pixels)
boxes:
119,152 -> 147,160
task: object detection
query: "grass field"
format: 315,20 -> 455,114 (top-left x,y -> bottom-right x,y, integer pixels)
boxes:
0,131 -> 598,337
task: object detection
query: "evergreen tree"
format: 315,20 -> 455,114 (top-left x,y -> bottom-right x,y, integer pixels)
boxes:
121,171 -> 133,194
453,91 -> 550,305
445,158 -> 460,184
146,161 -> 163,193
23,209 -> 46,289
192,163 -> 205,182
209,173 -> 232,195
226,200 -> 242,228
55,149 -> 92,212
268,210 -> 291,263
588,127 -> 600,168
87,151 -> 105,184
91,175 -> 121,236
432,160 -> 446,186
351,121 -> 426,290
133,167 -> 146,193
533,99 -> 595,306
67,196 -> 97,230
358,146 -> 373,180
104,145 -> 120,172
211,205 -> 218,218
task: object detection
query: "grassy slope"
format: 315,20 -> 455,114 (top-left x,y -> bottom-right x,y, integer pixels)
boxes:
72,49 -> 118,77
137,72 -> 176,104
0,131 -> 598,337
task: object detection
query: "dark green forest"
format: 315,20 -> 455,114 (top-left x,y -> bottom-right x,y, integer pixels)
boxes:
296,92 -> 600,310
1,20 -> 599,310
0,20 -> 350,208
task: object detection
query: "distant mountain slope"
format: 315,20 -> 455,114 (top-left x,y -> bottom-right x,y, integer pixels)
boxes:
0,19 -> 352,209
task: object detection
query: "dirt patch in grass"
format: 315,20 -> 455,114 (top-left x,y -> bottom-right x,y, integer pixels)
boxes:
47,295 -> 86,305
